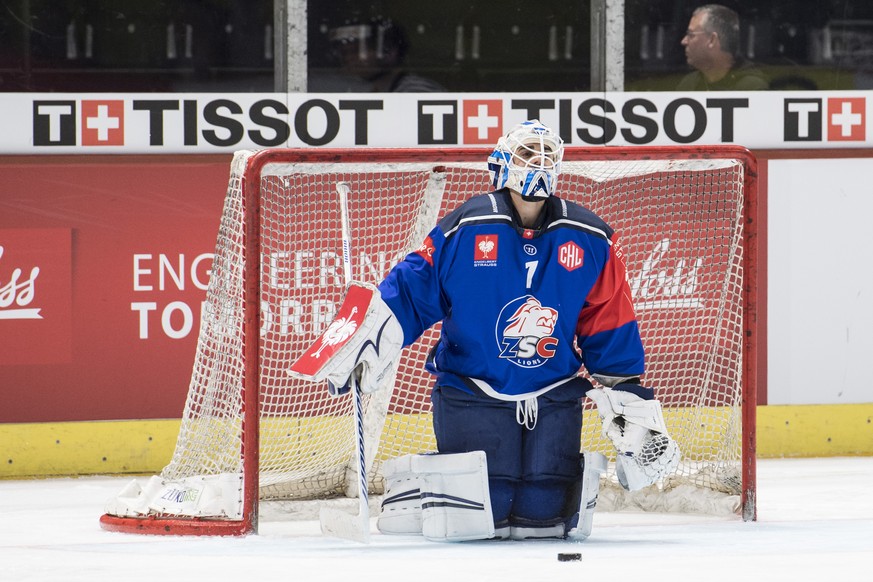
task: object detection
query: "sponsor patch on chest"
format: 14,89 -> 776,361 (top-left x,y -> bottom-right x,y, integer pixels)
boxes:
474,234 -> 498,266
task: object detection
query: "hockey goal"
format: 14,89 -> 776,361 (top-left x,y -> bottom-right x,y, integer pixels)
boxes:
100,146 -> 758,535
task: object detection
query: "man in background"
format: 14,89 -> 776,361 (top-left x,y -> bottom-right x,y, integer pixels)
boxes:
314,18 -> 446,92
678,4 -> 768,91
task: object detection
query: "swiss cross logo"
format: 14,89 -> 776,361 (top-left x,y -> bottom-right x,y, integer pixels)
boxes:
82,100 -> 124,145
474,234 -> 498,265
827,97 -> 865,141
558,241 -> 584,271
463,101 -> 502,144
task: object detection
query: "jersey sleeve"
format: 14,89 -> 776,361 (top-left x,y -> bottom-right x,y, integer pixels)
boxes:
575,236 -> 645,377
377,227 -> 449,347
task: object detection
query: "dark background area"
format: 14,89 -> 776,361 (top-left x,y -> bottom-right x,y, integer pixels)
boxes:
0,0 -> 872,92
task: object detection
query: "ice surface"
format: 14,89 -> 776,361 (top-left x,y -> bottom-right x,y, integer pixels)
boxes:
2,457 -> 871,582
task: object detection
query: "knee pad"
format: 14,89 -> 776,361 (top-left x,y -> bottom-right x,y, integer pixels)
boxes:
416,451 -> 496,542
377,451 -> 498,542
377,454 -> 423,535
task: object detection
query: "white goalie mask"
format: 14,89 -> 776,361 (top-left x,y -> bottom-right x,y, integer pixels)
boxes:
488,120 -> 564,199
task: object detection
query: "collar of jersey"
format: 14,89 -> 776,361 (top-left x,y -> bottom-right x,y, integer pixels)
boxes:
502,189 -> 551,238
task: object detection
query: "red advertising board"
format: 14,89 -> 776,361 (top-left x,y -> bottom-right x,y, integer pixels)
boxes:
0,155 -> 231,422
0,228 -> 72,365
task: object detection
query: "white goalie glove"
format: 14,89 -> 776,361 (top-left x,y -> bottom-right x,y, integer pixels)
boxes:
287,282 -> 404,396
587,386 -> 680,491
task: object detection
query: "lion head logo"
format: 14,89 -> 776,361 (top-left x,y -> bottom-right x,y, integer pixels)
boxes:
496,295 -> 559,367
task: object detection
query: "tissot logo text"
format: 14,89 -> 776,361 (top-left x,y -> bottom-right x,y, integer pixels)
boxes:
26,94 -> 866,150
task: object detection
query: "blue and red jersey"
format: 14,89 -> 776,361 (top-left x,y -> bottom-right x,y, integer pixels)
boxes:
377,188 -> 644,399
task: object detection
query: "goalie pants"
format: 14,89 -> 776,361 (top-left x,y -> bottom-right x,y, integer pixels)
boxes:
431,379 -> 591,526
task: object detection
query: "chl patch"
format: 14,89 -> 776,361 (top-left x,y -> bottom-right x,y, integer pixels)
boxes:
558,241 -> 584,271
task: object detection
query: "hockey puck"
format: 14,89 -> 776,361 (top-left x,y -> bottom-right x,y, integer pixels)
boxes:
557,552 -> 582,562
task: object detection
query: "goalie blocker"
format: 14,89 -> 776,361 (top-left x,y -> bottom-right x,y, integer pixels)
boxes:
287,282 -> 404,395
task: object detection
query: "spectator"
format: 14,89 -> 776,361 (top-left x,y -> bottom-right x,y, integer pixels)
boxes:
312,18 -> 446,92
678,4 -> 768,91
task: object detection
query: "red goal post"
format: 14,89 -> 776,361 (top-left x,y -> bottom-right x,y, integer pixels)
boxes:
100,145 -> 758,536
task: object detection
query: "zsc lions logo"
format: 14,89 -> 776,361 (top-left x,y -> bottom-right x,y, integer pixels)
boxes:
496,295 -> 559,367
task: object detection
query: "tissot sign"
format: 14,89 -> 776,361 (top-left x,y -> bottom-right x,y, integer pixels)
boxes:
7,92 -> 872,152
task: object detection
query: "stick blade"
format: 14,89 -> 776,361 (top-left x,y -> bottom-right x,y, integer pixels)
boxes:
319,506 -> 371,544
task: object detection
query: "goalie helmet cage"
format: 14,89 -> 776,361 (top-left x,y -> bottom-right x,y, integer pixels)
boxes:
99,145 -> 758,536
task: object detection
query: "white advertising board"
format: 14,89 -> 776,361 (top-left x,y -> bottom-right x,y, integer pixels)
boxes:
3,91 -> 870,154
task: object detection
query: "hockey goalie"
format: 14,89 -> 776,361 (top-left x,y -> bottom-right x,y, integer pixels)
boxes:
290,120 -> 680,542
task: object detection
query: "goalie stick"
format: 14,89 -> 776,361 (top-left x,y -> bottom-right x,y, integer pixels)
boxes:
291,182 -> 371,543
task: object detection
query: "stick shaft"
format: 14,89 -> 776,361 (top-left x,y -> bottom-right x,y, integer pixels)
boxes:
337,182 -> 353,286
321,181 -> 370,542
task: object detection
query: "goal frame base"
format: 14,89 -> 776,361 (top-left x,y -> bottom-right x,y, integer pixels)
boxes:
99,513 -> 254,536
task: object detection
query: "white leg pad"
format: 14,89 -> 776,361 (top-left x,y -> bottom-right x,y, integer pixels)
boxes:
567,452 -> 608,541
377,455 -> 423,535
412,451 -> 496,542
